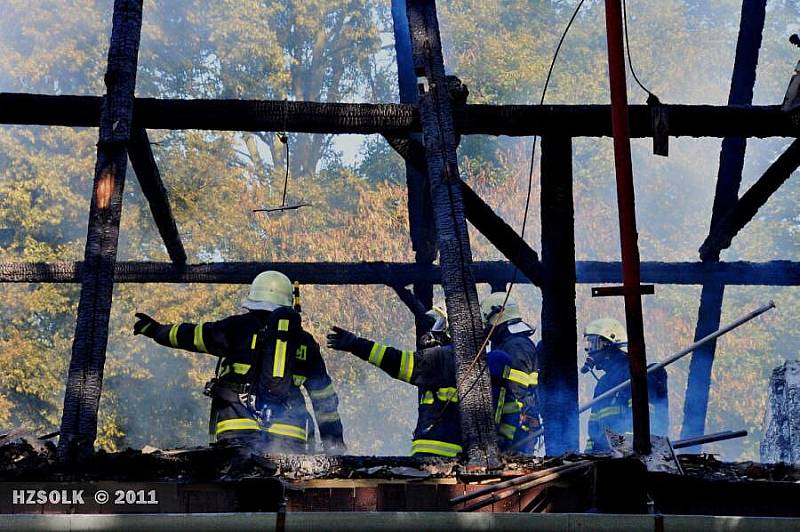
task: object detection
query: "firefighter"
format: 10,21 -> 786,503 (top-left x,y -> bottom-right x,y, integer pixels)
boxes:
480,292 -> 542,454
133,270 -> 345,454
327,308 -> 521,457
582,318 -> 669,452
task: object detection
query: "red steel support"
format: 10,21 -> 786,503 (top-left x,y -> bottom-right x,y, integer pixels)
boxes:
603,0 -> 651,453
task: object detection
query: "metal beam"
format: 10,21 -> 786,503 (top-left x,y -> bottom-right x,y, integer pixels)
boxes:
0,92 -> 796,138
58,0 -> 143,461
128,128 -> 187,265
539,136 -> 579,455
682,0 -> 767,445
700,138 -> 800,261
406,0 -> 499,467
2,260 -> 800,285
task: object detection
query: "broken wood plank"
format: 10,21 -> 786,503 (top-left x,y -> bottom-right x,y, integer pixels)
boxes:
407,0 -> 499,467
0,92 -> 796,138
128,128 -> 187,265
699,138 -> 800,261
58,0 -> 144,461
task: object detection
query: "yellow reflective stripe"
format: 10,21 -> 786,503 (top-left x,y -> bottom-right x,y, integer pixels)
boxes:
502,401 -> 522,414
411,439 -> 463,457
421,391 -> 434,405
368,343 -> 387,367
316,411 -> 340,423
436,387 -> 458,402
273,339 -> 287,378
293,374 -> 307,387
503,366 -> 533,387
495,387 -> 507,424
308,383 -> 335,400
529,371 -> 539,386
267,423 -> 307,441
586,438 -> 595,451
232,363 -> 251,375
168,324 -> 180,348
499,423 -> 517,440
193,324 -> 208,353
218,365 -> 230,378
278,318 -> 289,331
398,350 -> 414,383
215,418 -> 260,435
251,334 -> 258,350
140,322 -> 152,335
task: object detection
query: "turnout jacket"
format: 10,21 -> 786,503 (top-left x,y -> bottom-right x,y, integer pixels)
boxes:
147,310 -> 344,449
489,321 -> 541,453
344,337 -> 462,458
586,348 -> 669,452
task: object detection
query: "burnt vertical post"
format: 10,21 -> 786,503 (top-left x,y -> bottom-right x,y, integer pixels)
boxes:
392,0 -> 437,339
539,136 -> 579,455
58,0 -> 144,460
681,0 -> 766,444
406,0 -> 500,467
603,0 -> 651,453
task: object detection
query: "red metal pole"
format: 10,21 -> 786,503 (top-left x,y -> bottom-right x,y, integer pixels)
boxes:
603,0 -> 651,454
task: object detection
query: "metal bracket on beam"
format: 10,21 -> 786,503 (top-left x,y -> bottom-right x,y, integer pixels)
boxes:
591,284 -> 655,298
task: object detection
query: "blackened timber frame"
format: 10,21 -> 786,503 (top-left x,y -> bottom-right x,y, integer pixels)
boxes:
406,0 -> 500,467
1,93 -> 797,138
57,0 -> 144,460
1,260 -> 799,286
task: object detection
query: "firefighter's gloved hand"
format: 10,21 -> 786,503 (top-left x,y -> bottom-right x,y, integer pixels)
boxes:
133,312 -> 160,337
326,326 -> 357,351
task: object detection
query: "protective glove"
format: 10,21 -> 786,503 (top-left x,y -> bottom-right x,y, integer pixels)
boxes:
326,326 -> 358,351
133,312 -> 160,337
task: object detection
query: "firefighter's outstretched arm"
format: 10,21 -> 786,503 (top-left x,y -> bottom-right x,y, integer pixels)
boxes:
327,326 -> 416,384
133,312 -> 228,356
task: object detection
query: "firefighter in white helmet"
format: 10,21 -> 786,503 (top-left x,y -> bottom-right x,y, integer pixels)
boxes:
583,318 -> 668,452
480,292 -> 542,454
134,270 -> 345,454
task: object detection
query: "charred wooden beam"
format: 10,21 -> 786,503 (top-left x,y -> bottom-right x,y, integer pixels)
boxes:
1,260 -> 799,286
392,0 -> 437,341
128,128 -> 187,265
58,0 -> 143,461
699,138 -> 800,261
383,134 -> 543,286
407,0 -> 499,467
1,92 -> 796,138
539,136 -> 579,455
682,0 -> 767,445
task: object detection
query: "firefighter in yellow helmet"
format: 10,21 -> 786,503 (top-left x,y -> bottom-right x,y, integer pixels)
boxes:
479,292 -> 542,454
583,318 -> 668,452
133,271 -> 345,454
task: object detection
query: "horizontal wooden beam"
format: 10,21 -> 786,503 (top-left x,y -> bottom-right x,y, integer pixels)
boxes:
1,260 -> 798,286
0,93 -> 795,138
699,138 -> 800,261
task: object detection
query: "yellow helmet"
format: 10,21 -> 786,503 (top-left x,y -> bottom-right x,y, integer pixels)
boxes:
584,318 -> 627,344
243,270 -> 293,311
425,306 -> 449,334
480,292 -> 521,326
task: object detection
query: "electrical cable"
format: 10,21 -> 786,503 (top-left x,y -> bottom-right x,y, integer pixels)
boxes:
425,0 -> 588,435
622,0 -> 660,104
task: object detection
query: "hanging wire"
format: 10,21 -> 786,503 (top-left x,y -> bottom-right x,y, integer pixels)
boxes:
622,0 -> 661,104
424,0 -> 589,432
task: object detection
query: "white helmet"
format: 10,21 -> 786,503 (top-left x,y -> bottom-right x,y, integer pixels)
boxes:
480,292 -> 521,326
584,318 -> 628,344
243,270 -> 293,311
